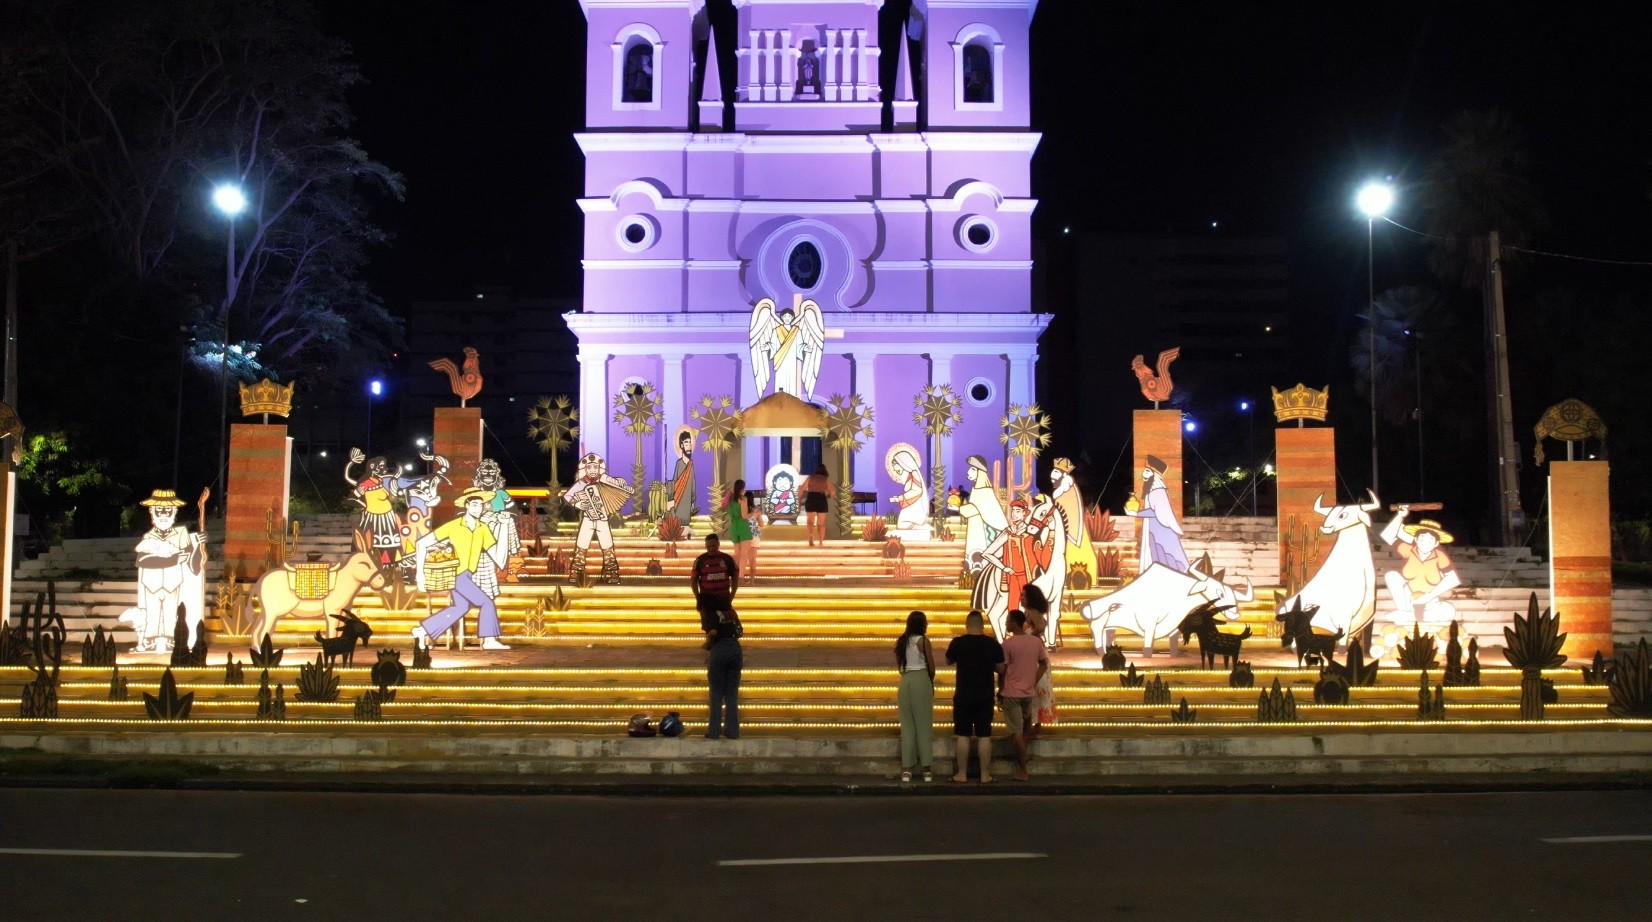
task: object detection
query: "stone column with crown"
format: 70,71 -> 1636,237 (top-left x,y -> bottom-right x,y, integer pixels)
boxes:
1535,399 -> 1613,658
1272,384 -> 1335,596
226,378 -> 295,577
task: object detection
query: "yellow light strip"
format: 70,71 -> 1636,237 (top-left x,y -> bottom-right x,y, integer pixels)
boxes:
49,682 -> 1609,698
54,700 -> 1610,713
0,717 -> 1649,730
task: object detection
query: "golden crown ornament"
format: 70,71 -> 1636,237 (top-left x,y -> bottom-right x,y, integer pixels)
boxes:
238,378 -> 296,421
1271,384 -> 1329,426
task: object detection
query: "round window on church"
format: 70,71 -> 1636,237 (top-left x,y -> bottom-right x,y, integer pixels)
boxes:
959,215 -> 998,254
787,240 -> 824,291
616,215 -> 658,252
966,377 -> 996,408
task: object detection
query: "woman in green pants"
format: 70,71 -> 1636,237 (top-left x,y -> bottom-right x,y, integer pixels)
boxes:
894,610 -> 936,782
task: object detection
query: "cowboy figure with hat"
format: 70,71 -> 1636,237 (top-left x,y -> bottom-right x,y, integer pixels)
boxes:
412,487 -> 512,650
1125,454 -> 1188,574
124,489 -> 207,654
561,451 -> 629,584
1380,506 -> 1462,625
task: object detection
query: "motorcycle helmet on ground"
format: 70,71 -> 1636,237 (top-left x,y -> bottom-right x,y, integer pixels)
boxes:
658,712 -> 684,737
627,713 -> 657,737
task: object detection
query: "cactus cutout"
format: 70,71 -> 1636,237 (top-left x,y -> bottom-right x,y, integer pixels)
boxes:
81,626 -> 118,667
296,653 -> 340,703
1394,623 -> 1439,669
250,634 -> 284,669
142,668 -> 194,720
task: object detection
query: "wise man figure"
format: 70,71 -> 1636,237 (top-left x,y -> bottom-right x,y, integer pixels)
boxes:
977,499 -> 1054,641
959,455 -> 1008,572
562,452 -> 628,584
126,489 -> 207,654
413,487 -> 511,651
1049,458 -> 1097,578
1127,455 -> 1188,574
472,458 -> 522,588
1380,506 -> 1462,626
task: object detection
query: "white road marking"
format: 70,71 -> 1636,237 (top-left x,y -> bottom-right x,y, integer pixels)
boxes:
720,852 -> 1046,867
0,847 -> 241,859
1541,835 -> 1652,844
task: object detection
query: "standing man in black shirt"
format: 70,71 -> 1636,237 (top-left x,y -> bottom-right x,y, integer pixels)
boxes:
691,534 -> 740,632
946,609 -> 1005,783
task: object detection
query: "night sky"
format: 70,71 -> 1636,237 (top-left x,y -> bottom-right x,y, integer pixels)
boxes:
315,1 -> 1651,305
307,0 -> 1652,529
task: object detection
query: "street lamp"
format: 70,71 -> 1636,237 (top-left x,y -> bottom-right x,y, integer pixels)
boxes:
1240,399 -> 1256,515
1356,181 -> 1393,496
366,378 -> 384,454
212,183 -> 247,501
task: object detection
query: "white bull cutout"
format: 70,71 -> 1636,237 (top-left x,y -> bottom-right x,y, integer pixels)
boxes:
1080,562 -> 1254,657
1276,491 -> 1380,644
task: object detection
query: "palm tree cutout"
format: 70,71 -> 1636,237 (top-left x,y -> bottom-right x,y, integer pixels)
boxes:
691,395 -> 742,537
612,383 -> 662,517
913,384 -> 962,525
1000,403 -> 1051,506
528,395 -> 580,520
823,393 -> 874,539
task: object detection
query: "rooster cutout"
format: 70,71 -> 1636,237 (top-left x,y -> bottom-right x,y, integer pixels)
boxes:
1131,347 -> 1180,408
429,347 -> 483,407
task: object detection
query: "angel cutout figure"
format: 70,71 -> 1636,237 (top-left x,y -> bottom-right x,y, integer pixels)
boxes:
749,294 -> 826,400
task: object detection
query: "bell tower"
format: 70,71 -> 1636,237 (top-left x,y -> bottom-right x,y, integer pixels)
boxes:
581,0 -> 704,130
912,0 -> 1036,129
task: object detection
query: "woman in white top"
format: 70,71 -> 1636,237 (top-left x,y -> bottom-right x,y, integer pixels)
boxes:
894,610 -> 936,782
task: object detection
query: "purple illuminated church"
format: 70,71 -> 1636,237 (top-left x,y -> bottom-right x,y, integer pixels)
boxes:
570,0 -> 1047,516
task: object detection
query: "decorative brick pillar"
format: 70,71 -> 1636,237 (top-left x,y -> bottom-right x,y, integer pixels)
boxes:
1132,409 -> 1183,514
433,407 -> 484,507
1276,427 -> 1337,581
1549,460 -> 1613,658
225,423 -> 292,576
0,462 -> 14,621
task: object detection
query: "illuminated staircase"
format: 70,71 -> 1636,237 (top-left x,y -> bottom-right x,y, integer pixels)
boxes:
1,663 -> 1621,731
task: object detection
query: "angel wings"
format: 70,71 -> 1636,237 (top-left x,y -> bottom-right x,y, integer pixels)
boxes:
748,295 -> 826,399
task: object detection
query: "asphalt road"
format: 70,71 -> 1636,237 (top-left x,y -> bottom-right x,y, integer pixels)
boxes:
2,787 -> 1650,920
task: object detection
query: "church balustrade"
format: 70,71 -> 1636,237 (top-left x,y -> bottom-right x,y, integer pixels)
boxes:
736,28 -> 880,104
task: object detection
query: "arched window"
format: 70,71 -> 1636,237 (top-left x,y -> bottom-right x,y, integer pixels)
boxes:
611,24 -> 664,111
952,25 -> 1004,111
622,40 -> 654,103
962,42 -> 993,104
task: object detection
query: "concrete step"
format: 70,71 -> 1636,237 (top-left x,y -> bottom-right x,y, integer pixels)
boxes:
9,729 -> 1650,778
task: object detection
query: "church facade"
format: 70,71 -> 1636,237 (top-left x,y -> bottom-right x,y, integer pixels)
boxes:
570,0 -> 1047,511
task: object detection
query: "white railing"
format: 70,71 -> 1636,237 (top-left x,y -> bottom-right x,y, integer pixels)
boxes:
736,28 -> 882,103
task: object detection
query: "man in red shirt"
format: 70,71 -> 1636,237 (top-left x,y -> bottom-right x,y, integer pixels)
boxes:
691,534 -> 740,632
999,609 -> 1049,782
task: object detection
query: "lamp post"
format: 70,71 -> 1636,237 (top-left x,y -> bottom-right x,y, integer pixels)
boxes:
1410,328 -> 1426,500
1240,399 -> 1256,515
1356,181 -> 1394,496
211,183 -> 247,499
366,378 -> 384,455
1183,416 -> 1198,515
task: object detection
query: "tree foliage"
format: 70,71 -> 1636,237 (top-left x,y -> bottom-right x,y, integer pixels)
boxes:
14,431 -> 128,540
1416,108 -> 1548,287
0,0 -> 404,384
